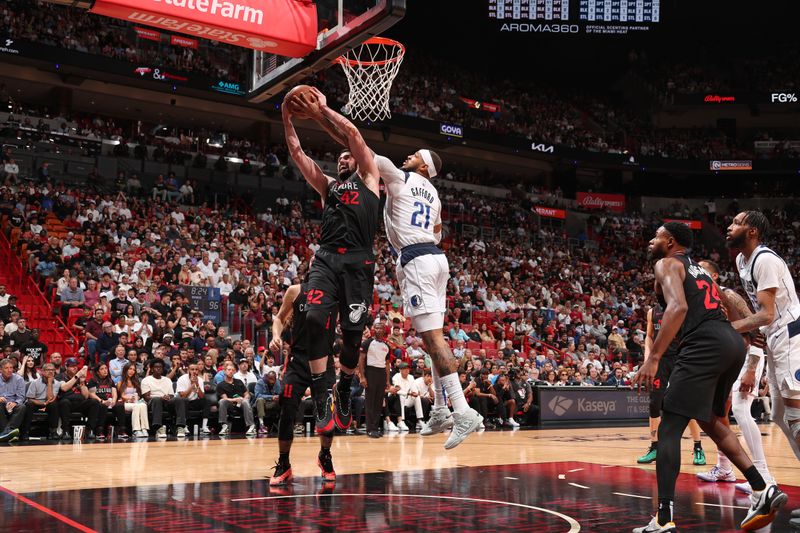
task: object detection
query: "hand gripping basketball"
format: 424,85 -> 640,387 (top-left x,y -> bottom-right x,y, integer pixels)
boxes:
284,85 -> 322,120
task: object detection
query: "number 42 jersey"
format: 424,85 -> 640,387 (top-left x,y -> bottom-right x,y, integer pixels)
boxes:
374,154 -> 442,251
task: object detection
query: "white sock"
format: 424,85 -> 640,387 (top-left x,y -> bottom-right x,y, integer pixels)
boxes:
431,366 -> 447,409
440,372 -> 469,414
718,451 -> 733,472
202,418 -> 208,429
733,396 -> 773,482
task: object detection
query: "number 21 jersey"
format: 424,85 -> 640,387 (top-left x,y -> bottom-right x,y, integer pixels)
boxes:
383,171 -> 442,251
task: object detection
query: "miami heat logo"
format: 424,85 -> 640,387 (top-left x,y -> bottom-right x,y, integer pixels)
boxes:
349,302 -> 367,324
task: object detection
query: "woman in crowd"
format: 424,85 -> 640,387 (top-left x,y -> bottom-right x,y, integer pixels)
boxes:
117,363 -> 149,438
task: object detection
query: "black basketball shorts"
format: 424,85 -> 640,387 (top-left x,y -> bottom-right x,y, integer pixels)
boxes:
306,247 -> 375,332
662,320 -> 746,423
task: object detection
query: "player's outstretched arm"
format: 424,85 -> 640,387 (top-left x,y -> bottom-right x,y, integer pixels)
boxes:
282,103 -> 334,199
312,88 -> 381,197
270,284 -> 299,355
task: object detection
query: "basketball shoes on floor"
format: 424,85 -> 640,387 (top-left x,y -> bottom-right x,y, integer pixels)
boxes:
318,451 -> 336,482
740,484 -> 788,531
632,517 -> 677,533
270,461 -> 293,486
696,466 -> 736,482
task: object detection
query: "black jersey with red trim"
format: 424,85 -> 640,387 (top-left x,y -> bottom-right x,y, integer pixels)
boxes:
320,172 -> 381,251
287,283 -> 337,358
657,254 -> 727,342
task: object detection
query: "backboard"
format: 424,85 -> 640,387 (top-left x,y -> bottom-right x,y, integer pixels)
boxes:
248,0 -> 405,103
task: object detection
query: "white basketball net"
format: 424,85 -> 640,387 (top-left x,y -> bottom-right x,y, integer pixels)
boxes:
337,37 -> 404,122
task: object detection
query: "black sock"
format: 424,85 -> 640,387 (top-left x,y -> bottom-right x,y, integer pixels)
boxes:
657,499 -> 673,525
651,441 -> 658,451
320,446 -> 331,457
337,372 -> 353,393
694,441 -> 702,451
743,465 -> 767,492
279,452 -> 290,465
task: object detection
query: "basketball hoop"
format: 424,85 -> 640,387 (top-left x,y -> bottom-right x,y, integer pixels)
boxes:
335,36 -> 405,122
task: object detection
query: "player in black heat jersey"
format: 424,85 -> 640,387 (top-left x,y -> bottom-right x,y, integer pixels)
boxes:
283,88 -> 381,435
631,222 -> 785,533
269,283 -> 338,487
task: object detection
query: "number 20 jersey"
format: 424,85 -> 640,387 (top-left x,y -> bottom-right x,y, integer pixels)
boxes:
384,171 -> 442,251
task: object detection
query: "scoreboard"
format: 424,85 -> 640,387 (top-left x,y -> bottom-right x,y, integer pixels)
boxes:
488,0 -> 660,34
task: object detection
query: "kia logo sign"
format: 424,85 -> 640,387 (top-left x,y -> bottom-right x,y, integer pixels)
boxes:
548,396 -> 573,416
439,123 -> 463,138
531,142 -> 554,153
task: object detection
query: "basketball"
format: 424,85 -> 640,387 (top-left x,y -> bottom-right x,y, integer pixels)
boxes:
284,85 -> 319,119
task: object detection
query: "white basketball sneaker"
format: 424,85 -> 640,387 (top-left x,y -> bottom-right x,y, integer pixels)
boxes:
419,407 -> 454,436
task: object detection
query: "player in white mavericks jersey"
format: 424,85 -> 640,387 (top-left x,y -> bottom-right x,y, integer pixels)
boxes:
727,211 -> 800,464
373,150 -> 485,448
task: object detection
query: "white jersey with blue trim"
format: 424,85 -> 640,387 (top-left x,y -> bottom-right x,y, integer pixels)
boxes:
736,244 -> 800,336
374,154 -> 442,252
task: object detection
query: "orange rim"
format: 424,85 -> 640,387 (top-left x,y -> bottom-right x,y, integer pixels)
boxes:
334,36 -> 405,67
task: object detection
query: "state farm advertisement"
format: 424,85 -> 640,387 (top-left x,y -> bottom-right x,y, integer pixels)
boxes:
91,0 -> 317,57
576,192 -> 626,213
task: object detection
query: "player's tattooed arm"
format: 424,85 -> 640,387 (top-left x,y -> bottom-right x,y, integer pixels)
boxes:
730,287 -> 777,334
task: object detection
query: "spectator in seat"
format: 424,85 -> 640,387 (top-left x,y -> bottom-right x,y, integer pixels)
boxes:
83,308 -> 104,360
56,360 -> 99,440
0,285 -> 10,307
108,345 -> 128,384
414,371 -> 435,422
448,321 -> 470,342
3,159 -> 18,182
95,321 -> 120,363
86,363 -> 125,441
604,367 -> 628,387
0,298 -> 20,324
0,358 -> 27,442
471,368 -> 499,429
494,374 -> 519,427
118,363 -> 149,438
233,359 -> 257,386
19,328 -> 47,366
390,362 -> 424,432
175,363 -> 209,437
23,363 -> 68,440
216,361 -> 256,436
510,369 -> 536,426
9,317 -> 32,349
16,355 -> 39,383
141,359 -> 180,439
253,370 -> 281,435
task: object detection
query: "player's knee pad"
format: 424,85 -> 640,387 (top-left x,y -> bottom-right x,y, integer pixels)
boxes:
783,406 -> 800,439
277,400 -> 299,442
339,329 -> 361,369
305,308 -> 331,361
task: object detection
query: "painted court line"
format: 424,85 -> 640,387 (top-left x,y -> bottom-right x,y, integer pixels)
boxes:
504,477 -> 519,480
568,483 -> 590,490
695,502 -> 749,510
232,493 -> 582,532
613,492 -> 651,500
567,468 -> 584,473
0,485 -> 97,533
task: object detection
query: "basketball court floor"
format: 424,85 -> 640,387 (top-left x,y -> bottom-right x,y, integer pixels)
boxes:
2,424 -> 798,532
